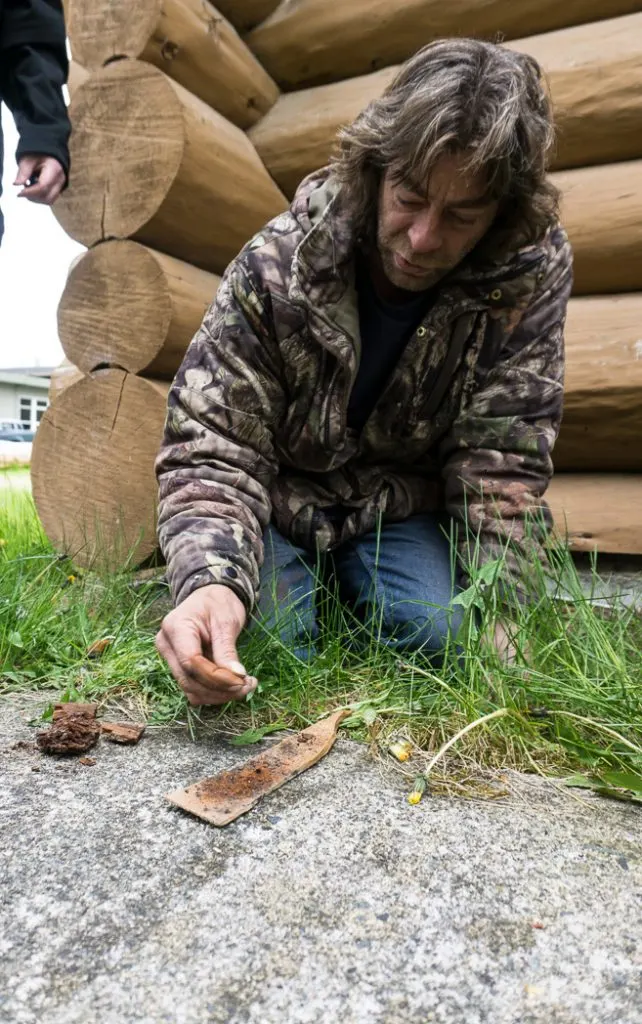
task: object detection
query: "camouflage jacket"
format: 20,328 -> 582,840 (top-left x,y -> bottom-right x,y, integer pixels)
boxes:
156,170 -> 572,611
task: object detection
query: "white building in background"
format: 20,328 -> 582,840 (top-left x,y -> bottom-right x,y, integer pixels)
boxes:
0,367 -> 52,433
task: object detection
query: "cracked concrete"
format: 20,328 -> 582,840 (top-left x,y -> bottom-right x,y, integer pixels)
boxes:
1,693 -> 641,1024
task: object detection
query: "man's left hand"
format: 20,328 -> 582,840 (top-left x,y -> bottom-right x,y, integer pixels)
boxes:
14,155 -> 66,205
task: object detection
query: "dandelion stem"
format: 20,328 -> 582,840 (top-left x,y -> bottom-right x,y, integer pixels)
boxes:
423,708 -> 511,777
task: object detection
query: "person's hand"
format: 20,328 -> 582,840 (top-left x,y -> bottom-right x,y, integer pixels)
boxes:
156,584 -> 257,706
14,155 -> 66,205
490,620 -> 517,663
484,620 -> 531,665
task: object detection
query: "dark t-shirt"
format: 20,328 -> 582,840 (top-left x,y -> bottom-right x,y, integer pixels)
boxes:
347,255 -> 434,432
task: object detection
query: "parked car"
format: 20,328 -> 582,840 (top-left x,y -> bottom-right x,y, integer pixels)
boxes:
0,419 -> 35,442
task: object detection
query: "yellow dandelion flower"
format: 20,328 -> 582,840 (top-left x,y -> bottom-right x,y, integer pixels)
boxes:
407,776 -> 427,805
388,739 -> 413,762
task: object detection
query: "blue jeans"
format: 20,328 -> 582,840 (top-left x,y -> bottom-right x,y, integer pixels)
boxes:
254,513 -> 464,661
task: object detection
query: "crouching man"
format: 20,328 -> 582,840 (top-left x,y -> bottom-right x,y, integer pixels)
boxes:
155,38 -> 572,705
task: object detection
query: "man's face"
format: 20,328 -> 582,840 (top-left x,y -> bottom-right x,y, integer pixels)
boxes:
376,152 -> 500,292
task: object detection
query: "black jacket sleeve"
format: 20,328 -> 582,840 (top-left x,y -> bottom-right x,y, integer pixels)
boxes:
0,0 -> 70,178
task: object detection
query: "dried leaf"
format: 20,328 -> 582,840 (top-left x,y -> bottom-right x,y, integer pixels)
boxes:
87,636 -> 114,658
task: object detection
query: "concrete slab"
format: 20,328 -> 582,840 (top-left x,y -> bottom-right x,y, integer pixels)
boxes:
1,693 -> 641,1024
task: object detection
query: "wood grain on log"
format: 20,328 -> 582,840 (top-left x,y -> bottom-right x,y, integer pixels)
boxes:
507,13 -> 642,170
31,370 -> 169,571
48,361 -> 84,402
556,294 -> 642,471
58,241 -> 219,378
552,160 -> 642,295
53,60 -> 287,275
250,13 -> 642,196
247,0 -> 641,89
547,475 -> 642,554
249,66 -> 396,197
66,0 -> 279,128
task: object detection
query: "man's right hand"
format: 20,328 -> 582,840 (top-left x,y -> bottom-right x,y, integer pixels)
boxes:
156,584 -> 257,706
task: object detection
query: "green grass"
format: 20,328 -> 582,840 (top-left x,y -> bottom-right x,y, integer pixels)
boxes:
2,475 -> 642,801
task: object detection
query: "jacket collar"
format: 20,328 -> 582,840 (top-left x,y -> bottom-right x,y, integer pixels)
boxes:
288,169 -> 550,343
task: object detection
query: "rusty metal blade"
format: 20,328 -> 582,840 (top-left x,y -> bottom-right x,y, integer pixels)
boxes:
165,709 -> 349,826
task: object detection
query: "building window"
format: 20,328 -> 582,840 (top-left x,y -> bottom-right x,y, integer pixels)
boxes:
19,395 -> 48,431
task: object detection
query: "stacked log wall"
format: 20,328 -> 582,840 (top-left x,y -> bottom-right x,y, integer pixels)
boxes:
33,0 -> 642,567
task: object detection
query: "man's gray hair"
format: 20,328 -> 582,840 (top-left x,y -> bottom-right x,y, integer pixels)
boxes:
332,38 -> 560,259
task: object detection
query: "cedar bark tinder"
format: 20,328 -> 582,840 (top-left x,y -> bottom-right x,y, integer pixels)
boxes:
58,241 -> 220,378
250,13 -> 642,197
31,370 -> 169,571
556,295 -> 642,471
247,0 -> 641,88
66,0 -> 279,129
53,60 -> 287,276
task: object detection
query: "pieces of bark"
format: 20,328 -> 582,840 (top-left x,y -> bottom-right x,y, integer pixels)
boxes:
165,709 -> 349,827
37,704 -> 100,755
101,722 -> 146,745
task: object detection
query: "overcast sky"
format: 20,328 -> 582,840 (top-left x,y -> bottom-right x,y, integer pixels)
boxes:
0,105 -> 84,370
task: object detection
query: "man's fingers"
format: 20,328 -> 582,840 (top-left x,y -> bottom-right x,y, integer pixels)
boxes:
164,618 -> 207,671
210,622 -> 246,678
154,587 -> 255,705
185,655 -> 255,699
17,157 -> 65,204
157,634 -> 248,705
20,166 -> 65,204
14,156 -> 37,186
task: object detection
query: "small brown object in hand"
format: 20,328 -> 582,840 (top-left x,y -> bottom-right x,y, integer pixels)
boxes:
185,655 -> 247,687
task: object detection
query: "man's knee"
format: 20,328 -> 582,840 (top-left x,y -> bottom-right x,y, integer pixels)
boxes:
253,525 -> 319,661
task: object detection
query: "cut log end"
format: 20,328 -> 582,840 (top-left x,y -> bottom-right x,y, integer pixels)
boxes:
67,0 -> 160,69
31,370 -> 169,571
57,240 -> 219,378
58,241 -> 173,375
67,0 -> 279,129
54,61 -> 184,248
